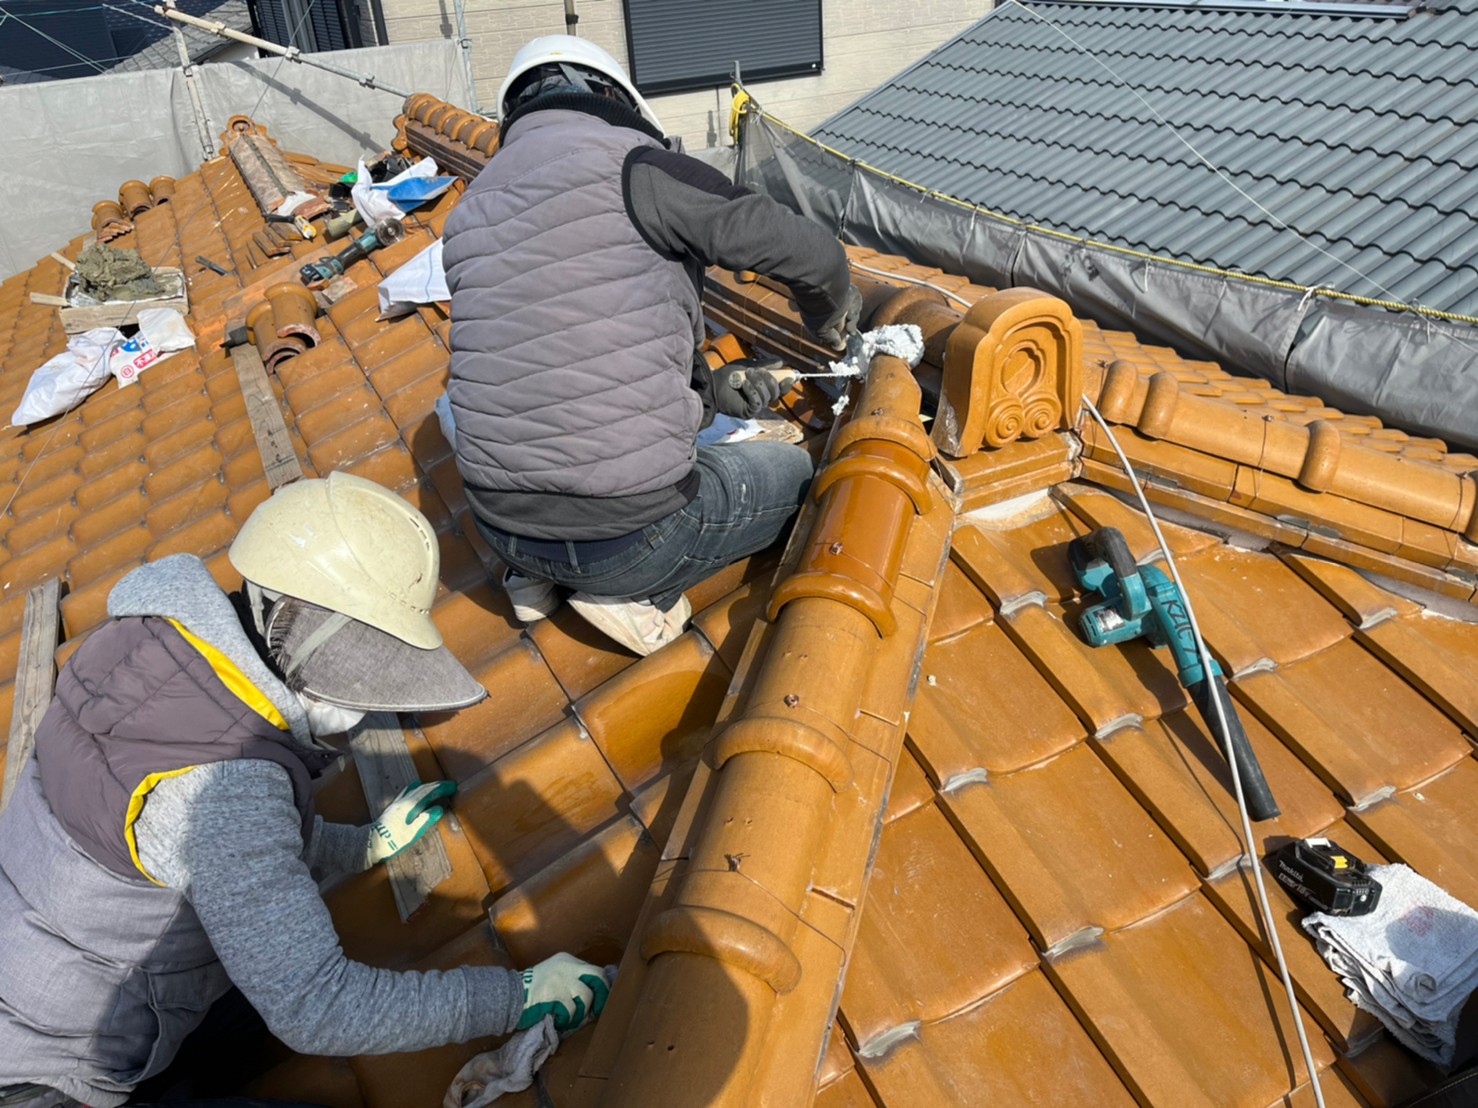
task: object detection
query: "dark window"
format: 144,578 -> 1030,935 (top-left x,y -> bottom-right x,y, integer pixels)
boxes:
623,0 -> 822,96
250,0 -> 362,52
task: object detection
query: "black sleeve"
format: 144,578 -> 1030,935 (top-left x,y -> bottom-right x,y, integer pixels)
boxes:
622,147 -> 851,324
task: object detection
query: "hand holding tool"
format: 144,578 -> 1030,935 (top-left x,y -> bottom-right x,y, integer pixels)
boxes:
366,778 -> 456,865
299,217 -> 404,285
714,355 -> 797,418
1070,525 -> 1280,821
515,952 -> 610,1032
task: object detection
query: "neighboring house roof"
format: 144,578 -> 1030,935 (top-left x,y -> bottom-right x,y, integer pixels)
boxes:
1,95 -> 1477,1106
809,0 -> 1478,318
104,0 -> 250,74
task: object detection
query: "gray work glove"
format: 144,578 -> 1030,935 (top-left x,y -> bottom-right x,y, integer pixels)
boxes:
802,284 -> 863,351
713,356 -> 797,419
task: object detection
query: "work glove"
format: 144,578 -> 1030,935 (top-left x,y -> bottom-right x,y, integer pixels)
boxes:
515,952 -> 611,1032
802,283 -> 863,351
366,779 -> 456,865
713,356 -> 797,419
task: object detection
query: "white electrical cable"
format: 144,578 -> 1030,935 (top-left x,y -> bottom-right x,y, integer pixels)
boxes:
1082,395 -> 1327,1108
849,260 -> 976,309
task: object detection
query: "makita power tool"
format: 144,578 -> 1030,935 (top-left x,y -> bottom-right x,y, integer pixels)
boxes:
1070,526 -> 1280,821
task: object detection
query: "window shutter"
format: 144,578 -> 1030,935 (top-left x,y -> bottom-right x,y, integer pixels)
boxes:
624,0 -> 822,96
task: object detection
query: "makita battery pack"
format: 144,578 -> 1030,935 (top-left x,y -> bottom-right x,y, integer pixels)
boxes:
1270,838 -> 1382,917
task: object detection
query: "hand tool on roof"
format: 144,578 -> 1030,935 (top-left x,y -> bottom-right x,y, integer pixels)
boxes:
266,211 -> 317,239
195,255 -> 233,277
1070,525 -> 1280,821
298,217 -> 404,286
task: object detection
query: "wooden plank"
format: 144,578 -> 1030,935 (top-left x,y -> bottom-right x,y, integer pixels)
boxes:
348,711 -> 452,922
50,252 -> 76,271
229,342 -> 304,490
2,578 -> 62,809
28,292 -> 69,307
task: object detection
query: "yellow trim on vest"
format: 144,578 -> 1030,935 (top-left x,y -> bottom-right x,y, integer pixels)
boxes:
166,619 -> 289,732
125,765 -> 200,885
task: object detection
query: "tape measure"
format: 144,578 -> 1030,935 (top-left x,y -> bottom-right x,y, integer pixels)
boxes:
1270,838 -> 1382,917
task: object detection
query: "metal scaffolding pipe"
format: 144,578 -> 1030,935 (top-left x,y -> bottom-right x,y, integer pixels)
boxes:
154,6 -> 414,98
450,0 -> 480,113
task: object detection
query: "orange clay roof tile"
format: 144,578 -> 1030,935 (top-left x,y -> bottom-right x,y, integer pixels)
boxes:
1347,757 -> 1478,913
415,640 -> 569,781
855,969 -> 1137,1106
491,814 -> 661,968
1238,637 -> 1471,804
1094,710 -> 1343,878
839,800 -> 1037,1049
573,632 -> 732,792
1045,893 -> 1334,1106
454,716 -> 626,896
941,741 -> 1198,949
1204,855 -> 1387,1053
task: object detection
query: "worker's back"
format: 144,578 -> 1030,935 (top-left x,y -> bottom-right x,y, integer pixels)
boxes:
442,105 -> 704,540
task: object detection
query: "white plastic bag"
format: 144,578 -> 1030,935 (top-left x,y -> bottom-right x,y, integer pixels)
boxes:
378,239 -> 448,318
137,307 -> 195,354
353,157 -> 440,226
10,327 -> 120,426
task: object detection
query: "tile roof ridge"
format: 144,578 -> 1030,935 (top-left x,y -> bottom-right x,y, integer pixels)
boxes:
1089,359 -> 1478,536
577,338 -> 951,1104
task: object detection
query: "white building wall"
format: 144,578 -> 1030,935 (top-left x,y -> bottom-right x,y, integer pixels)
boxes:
377,0 -> 988,148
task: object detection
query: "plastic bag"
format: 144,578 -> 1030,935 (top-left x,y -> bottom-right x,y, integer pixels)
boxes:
10,328 -> 120,426
378,239 -> 448,318
110,309 -> 193,388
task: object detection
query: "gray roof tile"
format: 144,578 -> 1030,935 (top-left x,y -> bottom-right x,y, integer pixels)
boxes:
813,0 -> 1478,314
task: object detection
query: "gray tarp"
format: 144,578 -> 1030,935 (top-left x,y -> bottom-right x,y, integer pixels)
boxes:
5,41 -> 471,283
737,111 -> 1478,451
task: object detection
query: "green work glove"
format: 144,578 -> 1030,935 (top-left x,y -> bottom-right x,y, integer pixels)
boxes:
366,779 -> 456,865
515,952 -> 610,1032
713,356 -> 796,419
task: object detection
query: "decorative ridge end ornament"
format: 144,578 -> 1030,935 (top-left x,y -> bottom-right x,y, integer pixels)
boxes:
933,289 -> 1084,458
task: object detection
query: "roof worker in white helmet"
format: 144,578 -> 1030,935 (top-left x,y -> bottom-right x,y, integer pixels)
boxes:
443,35 -> 863,656
0,473 -> 609,1108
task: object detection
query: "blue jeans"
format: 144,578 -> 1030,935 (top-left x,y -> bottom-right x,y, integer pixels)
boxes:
476,442 -> 813,611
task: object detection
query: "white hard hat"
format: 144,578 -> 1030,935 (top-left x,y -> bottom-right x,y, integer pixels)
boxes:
229,472 -> 442,650
497,34 -> 663,132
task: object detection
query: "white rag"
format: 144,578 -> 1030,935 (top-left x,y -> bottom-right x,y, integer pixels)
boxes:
443,964 -> 618,1107
1303,863 -> 1478,1065
443,1017 -> 559,1108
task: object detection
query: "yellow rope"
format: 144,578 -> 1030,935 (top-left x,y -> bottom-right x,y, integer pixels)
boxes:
744,101 -> 1478,328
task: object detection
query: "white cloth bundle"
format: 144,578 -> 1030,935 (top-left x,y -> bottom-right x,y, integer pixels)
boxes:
1303,863 -> 1478,1065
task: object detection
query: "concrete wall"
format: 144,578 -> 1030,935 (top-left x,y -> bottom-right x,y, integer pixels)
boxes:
376,0 -> 989,147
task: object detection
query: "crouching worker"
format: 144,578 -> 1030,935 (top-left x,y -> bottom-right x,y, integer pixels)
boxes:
0,473 -> 609,1108
443,35 -> 861,657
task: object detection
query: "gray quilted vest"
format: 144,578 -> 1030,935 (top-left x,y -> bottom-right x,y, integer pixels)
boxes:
443,107 -> 703,538
0,595 -> 330,1104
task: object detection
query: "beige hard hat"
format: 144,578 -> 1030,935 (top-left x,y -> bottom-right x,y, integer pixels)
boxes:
229,472 -> 442,649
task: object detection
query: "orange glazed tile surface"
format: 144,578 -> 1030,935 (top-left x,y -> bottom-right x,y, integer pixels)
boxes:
0,111 -> 1475,1108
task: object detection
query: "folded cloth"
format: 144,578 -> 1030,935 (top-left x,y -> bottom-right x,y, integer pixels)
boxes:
1303,863 -> 1478,1066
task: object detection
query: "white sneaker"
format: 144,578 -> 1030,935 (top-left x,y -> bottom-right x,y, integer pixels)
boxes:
503,569 -> 561,624
567,592 -> 692,656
